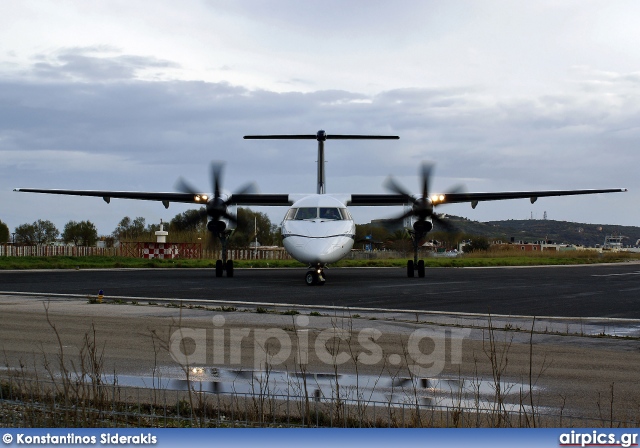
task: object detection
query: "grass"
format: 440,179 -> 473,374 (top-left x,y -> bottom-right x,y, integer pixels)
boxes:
0,251 -> 638,270
0,256 -> 305,270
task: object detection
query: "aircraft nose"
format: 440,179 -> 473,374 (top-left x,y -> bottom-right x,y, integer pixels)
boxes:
303,237 -> 353,263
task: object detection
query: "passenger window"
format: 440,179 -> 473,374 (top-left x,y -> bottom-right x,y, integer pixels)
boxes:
295,208 -> 317,220
319,208 -> 341,220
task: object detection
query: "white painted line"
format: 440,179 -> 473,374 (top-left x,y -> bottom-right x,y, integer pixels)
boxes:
591,271 -> 640,277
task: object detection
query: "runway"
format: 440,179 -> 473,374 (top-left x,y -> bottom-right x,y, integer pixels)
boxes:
2,264 -> 640,422
2,262 -> 640,318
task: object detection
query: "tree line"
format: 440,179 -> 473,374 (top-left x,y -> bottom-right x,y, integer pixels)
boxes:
2,211 -> 490,251
1,207 -> 282,248
110,207 -> 282,249
1,219 -> 98,246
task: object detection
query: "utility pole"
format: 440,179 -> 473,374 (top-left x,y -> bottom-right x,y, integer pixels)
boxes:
254,216 -> 258,259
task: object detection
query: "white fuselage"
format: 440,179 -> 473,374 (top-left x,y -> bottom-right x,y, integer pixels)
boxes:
281,194 -> 356,265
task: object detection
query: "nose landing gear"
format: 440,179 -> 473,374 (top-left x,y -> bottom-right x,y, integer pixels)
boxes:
305,265 -> 326,286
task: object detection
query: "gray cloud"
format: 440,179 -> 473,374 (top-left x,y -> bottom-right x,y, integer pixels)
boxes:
1,50 -> 637,234
30,47 -> 180,82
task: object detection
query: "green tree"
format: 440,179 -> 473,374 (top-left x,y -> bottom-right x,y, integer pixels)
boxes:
166,207 -> 281,247
464,236 -> 491,252
0,220 -> 9,243
169,208 -> 207,233
146,223 -> 161,233
230,208 -> 276,247
113,216 -> 150,240
113,216 -> 131,239
63,220 -> 98,246
169,207 -> 207,232
14,223 -> 36,245
33,219 -> 59,244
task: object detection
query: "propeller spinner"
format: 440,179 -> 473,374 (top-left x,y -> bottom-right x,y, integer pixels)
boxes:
176,162 -> 257,233
384,162 -> 462,233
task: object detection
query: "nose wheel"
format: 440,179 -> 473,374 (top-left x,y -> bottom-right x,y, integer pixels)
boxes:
305,268 -> 326,286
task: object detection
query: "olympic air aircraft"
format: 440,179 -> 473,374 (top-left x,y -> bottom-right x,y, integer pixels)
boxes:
14,130 -> 627,286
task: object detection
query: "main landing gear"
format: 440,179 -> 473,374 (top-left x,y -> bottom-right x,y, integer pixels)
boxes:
407,259 -> 425,278
215,259 -> 234,278
214,231 -> 234,278
305,265 -> 326,286
407,224 -> 427,278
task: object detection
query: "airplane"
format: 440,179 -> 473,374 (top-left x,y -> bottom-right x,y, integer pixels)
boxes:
14,130 -> 627,286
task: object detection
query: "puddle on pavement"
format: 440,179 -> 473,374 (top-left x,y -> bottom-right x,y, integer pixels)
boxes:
585,325 -> 640,337
107,367 -> 538,412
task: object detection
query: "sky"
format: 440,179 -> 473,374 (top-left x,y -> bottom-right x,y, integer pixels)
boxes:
1,0 -> 639,236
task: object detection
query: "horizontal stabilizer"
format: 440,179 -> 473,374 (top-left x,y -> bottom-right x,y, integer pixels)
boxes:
244,130 -> 399,141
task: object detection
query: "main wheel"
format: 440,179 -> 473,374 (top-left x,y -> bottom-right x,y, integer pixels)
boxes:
407,260 -> 415,278
215,260 -> 223,278
305,271 -> 317,286
417,260 -> 425,278
226,259 -> 234,278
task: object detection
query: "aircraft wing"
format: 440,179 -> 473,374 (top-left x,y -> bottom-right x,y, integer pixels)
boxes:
13,188 -> 294,207
347,188 -> 627,207
227,194 -> 293,206
13,188 -> 197,206
14,187 -> 626,208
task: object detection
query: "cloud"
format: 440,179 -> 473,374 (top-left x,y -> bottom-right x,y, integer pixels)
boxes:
1,49 -> 637,233
0,149 -> 140,174
30,47 -> 180,82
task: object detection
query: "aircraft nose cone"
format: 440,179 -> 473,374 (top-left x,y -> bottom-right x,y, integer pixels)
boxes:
307,239 -> 343,260
283,235 -> 354,264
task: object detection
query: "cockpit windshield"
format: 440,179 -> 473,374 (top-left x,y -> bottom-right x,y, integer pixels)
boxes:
295,207 -> 317,220
285,207 -> 352,221
319,208 -> 341,220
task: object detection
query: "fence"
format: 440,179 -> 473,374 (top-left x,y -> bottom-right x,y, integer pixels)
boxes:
0,244 -> 293,261
119,242 -> 202,259
1,375 -> 636,428
202,248 -> 292,261
0,245 -> 119,257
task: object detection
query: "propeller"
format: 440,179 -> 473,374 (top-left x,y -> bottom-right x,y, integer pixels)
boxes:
384,162 -> 463,234
175,161 -> 257,232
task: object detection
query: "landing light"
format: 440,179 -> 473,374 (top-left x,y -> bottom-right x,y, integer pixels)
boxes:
194,195 -> 201,201
202,195 -> 208,200
431,194 -> 445,203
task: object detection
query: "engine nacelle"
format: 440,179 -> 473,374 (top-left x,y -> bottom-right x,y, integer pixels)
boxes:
413,219 -> 433,234
207,220 -> 227,234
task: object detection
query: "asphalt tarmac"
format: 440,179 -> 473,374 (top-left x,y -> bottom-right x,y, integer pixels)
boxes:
1,262 -> 640,318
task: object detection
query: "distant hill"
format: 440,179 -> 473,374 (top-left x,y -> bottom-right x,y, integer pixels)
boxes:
435,216 -> 640,247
